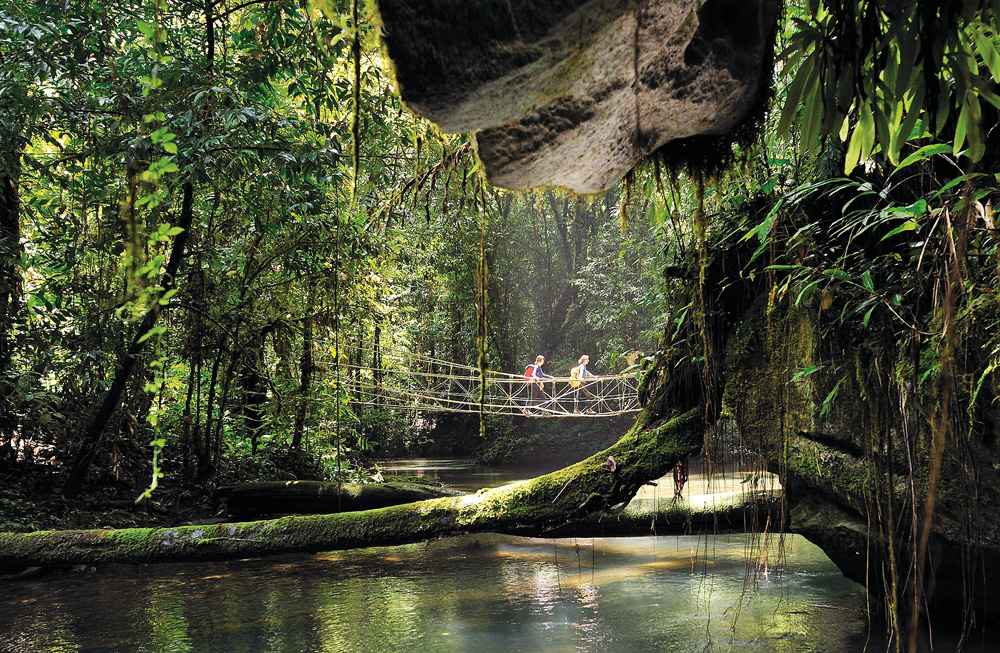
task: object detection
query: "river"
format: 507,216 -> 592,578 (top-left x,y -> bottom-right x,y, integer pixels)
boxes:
0,459 -> 887,652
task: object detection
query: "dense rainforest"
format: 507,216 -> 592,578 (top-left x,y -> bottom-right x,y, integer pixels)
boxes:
2,0 -> 1000,651
0,0 -> 665,506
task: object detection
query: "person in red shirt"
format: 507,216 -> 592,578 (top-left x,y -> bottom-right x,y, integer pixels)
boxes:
522,355 -> 553,413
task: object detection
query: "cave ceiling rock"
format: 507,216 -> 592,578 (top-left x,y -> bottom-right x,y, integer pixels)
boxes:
375,0 -> 779,194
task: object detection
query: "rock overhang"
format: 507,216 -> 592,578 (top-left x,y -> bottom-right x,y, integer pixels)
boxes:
374,0 -> 779,193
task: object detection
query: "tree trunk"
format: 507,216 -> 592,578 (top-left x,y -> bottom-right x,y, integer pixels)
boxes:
239,329 -> 268,455
0,149 -> 22,465
218,480 -> 463,518
291,282 -> 316,449
198,336 -> 223,480
180,356 -> 198,479
0,496 -> 775,571
1,409 -> 709,568
64,181 -> 196,496
211,347 -> 237,465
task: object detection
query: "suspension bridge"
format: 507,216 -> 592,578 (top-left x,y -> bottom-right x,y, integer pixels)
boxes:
334,350 -> 642,418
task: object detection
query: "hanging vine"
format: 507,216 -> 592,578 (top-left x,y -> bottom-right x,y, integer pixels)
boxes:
350,0 -> 362,201
690,175 -> 717,469
475,181 -> 489,440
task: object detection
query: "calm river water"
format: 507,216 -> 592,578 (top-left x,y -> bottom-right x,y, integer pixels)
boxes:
2,534 -> 870,652
0,459 -> 882,652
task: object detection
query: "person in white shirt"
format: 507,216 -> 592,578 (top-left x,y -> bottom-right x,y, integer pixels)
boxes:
570,354 -> 596,413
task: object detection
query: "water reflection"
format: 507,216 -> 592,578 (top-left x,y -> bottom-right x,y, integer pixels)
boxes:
378,457 -> 783,514
378,457 -> 557,492
1,534 -> 876,652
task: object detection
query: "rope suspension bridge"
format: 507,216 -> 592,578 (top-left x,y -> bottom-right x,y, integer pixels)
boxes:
328,349 -> 642,418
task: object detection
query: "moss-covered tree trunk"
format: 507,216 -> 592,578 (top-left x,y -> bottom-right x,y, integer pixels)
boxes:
0,409 -> 706,569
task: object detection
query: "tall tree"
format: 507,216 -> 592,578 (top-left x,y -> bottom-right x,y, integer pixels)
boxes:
64,181 -> 195,495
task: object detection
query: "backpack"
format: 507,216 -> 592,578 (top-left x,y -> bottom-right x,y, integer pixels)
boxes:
523,364 -> 537,380
569,365 -> 582,388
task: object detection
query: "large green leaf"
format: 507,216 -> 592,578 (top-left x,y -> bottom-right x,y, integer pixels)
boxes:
893,143 -> 951,174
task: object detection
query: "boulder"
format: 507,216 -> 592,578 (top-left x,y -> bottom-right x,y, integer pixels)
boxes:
375,0 -> 778,192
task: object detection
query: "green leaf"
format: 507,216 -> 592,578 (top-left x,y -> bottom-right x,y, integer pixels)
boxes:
963,93 -> 985,161
863,305 -> 876,328
973,25 -> 1000,82
954,94 -> 970,155
862,270 -> 875,292
859,102 -> 875,161
136,20 -> 156,40
844,117 -> 865,175
778,56 -> 815,136
886,198 -> 927,218
791,365 -> 822,382
740,199 -> 783,244
820,378 -> 845,419
159,287 -> 179,302
894,143 -> 950,174
880,218 -> 919,241
890,82 -> 924,164
979,79 -> 1000,111
795,278 -> 824,307
822,268 -> 851,281
800,76 -> 824,154
932,173 -> 980,199
137,325 -> 166,344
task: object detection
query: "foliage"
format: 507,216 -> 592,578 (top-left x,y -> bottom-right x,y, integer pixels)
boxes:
779,1 -> 1000,171
0,0 -> 669,497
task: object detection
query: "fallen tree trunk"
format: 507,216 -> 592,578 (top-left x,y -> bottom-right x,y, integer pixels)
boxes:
782,431 -> 1000,623
218,480 -> 463,518
0,496 -> 778,572
549,496 -> 782,538
0,409 -> 704,569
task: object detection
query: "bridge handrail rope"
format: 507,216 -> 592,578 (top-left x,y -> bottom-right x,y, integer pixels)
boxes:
334,361 -> 641,418
344,345 -> 528,379
340,363 -> 529,383
348,378 -> 638,404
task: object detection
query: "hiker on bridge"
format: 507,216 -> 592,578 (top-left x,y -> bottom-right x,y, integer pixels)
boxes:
569,354 -> 597,413
523,354 -> 553,412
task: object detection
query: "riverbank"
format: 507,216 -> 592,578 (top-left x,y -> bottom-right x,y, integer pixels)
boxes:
0,466 -> 219,533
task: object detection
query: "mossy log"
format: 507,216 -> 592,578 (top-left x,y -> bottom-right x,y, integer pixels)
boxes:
0,410 -> 707,570
218,480 -> 463,518
782,430 -> 1000,622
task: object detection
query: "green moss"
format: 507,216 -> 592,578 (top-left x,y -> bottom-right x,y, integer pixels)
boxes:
0,409 -> 704,570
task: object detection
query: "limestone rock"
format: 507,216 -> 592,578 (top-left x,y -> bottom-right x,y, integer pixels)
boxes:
375,0 -> 778,193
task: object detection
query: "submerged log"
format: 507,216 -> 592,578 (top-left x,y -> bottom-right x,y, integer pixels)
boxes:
218,480 -> 463,518
0,410 -> 705,569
